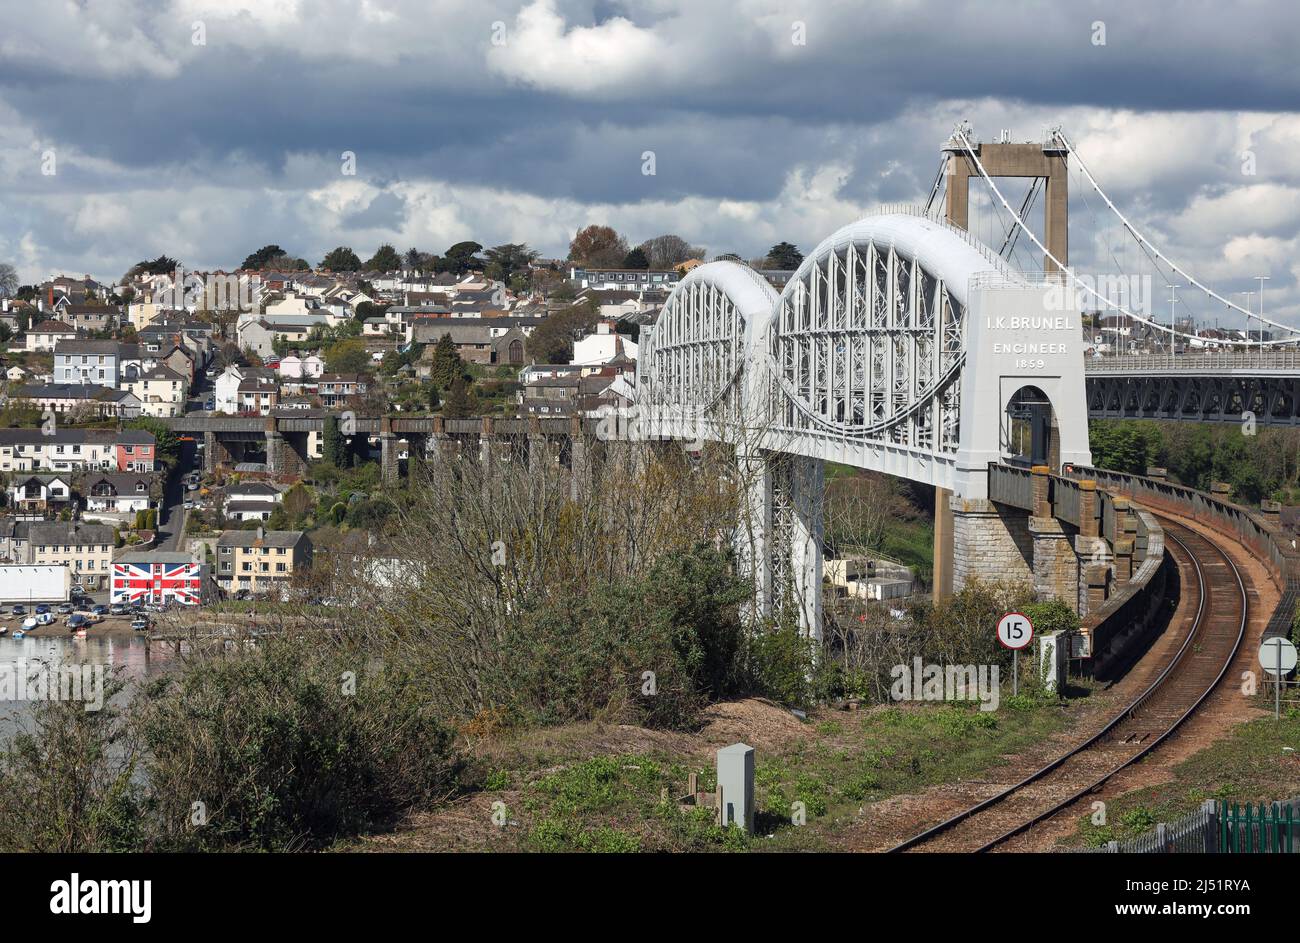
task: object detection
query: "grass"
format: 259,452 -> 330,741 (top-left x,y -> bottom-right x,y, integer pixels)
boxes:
880,517 -> 934,585
1058,703 -> 1300,848
752,698 -> 1066,850
379,692 -> 1075,853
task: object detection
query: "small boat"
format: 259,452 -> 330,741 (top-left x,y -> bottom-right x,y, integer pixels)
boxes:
22,617 -> 38,631
74,629 -> 88,639
13,630 -> 25,639
0,626 -> 7,636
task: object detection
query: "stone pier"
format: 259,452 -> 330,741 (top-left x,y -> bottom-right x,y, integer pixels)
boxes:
951,496 -> 1033,591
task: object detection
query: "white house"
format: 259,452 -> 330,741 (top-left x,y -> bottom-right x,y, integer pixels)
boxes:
572,322 -> 637,366
6,474 -> 73,514
82,472 -> 155,514
213,364 -> 276,414
277,353 -> 325,380
223,482 -> 282,522
26,320 -> 78,352
126,365 -> 187,417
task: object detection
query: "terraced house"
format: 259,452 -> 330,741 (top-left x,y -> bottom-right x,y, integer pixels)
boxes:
0,428 -> 155,473
25,521 -> 115,590
215,528 -> 312,596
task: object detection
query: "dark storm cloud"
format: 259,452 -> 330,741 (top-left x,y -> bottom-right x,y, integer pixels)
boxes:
0,0 -> 1298,314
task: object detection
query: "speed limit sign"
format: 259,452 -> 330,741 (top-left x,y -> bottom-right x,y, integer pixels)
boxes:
997,612 -> 1034,651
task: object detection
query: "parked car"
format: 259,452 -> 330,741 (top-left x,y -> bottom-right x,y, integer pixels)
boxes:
57,602 -> 74,614
109,604 -> 128,616
92,605 -> 108,616
35,604 -> 50,615
12,605 -> 26,616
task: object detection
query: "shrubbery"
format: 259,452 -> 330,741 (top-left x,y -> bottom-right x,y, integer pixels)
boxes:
0,645 -> 461,852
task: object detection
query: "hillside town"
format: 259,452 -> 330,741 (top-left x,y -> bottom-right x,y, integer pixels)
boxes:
0,235 -> 799,626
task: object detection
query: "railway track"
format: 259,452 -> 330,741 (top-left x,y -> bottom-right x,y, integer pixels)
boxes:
887,517 -> 1248,853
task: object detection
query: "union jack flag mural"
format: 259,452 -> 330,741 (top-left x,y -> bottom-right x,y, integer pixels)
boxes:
111,560 -> 203,606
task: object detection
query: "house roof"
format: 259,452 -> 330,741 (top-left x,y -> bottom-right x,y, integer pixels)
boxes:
31,319 -> 76,333
216,529 -> 308,549
54,339 -> 122,356
0,427 -> 153,447
28,521 -> 115,546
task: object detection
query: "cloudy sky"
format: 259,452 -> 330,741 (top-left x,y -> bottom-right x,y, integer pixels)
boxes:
2,0 -> 1299,328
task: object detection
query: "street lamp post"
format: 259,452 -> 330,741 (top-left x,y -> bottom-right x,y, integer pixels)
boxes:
1256,275 -> 1270,357
1240,292 -> 1255,355
1167,284 -> 1180,357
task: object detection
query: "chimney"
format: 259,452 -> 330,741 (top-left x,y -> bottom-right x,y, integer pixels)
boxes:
256,525 -> 265,541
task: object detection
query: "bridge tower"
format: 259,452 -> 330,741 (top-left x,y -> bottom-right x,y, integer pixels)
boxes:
942,126 -> 1069,275
932,127 -> 1072,600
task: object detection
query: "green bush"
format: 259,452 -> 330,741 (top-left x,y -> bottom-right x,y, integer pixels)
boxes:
501,545 -> 750,730
135,640 -> 462,850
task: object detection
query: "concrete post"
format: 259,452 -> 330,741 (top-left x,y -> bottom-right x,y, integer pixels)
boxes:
716,743 -> 755,833
1261,500 -> 1282,529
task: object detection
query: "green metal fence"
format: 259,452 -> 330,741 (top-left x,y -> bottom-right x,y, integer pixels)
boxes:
1073,798 -> 1299,853
1220,801 -> 1297,853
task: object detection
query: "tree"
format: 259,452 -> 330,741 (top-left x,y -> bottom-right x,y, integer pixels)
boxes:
568,225 -> 628,268
429,333 -> 463,390
527,302 -> 598,364
322,415 -> 348,468
320,247 -> 362,272
622,247 -> 650,270
0,262 -> 17,299
438,241 -> 483,275
441,375 -> 477,419
483,244 -> 538,284
403,247 -> 423,270
324,338 -> 371,375
765,242 -> 804,269
638,234 -> 704,269
241,245 -> 289,270
366,244 -> 402,272
124,256 -> 179,280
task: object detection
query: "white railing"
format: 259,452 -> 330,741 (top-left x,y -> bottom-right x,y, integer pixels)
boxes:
1085,350 -> 1300,374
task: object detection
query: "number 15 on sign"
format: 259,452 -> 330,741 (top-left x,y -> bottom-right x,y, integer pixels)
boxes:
997,612 -> 1034,696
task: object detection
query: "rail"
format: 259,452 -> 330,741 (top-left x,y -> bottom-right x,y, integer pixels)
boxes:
989,462 -> 1170,670
1071,465 -> 1300,643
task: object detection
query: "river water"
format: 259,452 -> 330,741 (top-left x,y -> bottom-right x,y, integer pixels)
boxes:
0,632 -> 176,738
